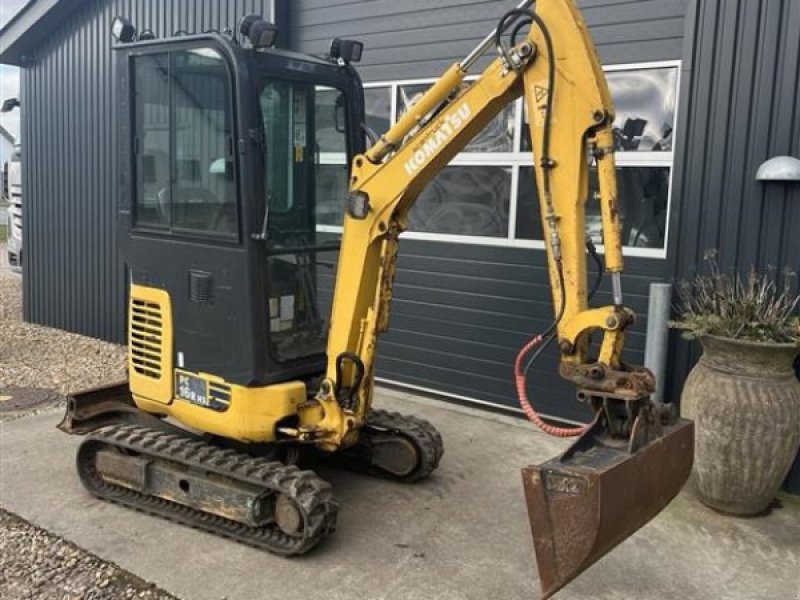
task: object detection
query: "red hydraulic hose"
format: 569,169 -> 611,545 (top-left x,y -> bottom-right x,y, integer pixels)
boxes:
514,335 -> 590,438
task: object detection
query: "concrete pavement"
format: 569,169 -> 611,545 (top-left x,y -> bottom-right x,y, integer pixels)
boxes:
2,388 -> 799,600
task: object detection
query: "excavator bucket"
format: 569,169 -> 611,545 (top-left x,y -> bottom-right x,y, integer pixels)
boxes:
522,412 -> 694,599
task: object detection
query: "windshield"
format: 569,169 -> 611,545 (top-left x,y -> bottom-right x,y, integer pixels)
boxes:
259,80 -> 350,363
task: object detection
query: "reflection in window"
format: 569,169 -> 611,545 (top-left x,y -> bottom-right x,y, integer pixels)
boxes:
315,86 -> 348,153
515,166 -> 670,249
588,167 -> 670,248
172,50 -> 236,233
398,84 -> 514,153
261,82 -> 298,213
258,80 -> 350,364
134,53 -> 170,228
521,67 -> 678,153
515,167 -> 543,242
607,68 -> 677,152
408,166 -> 511,237
312,87 -> 350,228
353,64 -> 677,250
316,164 -> 349,226
364,87 -> 392,138
133,48 -> 237,235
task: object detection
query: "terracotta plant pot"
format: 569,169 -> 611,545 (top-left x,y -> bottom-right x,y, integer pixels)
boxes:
681,334 -> 800,515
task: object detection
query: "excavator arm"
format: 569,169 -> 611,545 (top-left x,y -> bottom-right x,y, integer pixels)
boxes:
314,0 -> 693,596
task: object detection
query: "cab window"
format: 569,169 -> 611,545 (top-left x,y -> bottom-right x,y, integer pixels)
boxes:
133,47 -> 238,237
258,80 -> 350,363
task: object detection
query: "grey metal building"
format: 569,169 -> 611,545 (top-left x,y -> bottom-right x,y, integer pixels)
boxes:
0,0 -> 798,425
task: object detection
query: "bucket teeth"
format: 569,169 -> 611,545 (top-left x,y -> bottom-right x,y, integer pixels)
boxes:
523,417 -> 694,598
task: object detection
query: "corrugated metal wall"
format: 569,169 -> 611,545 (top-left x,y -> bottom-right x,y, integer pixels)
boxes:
21,0 -> 280,342
292,0 -> 689,79
667,0 -> 800,394
377,242 -> 663,421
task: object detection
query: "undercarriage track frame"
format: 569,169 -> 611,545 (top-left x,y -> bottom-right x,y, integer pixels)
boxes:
59,382 -> 444,556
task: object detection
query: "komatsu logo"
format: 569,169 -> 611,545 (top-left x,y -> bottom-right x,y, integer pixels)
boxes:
404,103 -> 472,176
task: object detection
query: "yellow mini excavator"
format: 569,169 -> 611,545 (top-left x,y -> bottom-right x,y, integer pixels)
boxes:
60,1 -> 693,597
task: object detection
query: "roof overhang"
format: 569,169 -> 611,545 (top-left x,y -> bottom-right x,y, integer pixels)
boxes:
0,0 -> 86,66
0,0 -> 289,66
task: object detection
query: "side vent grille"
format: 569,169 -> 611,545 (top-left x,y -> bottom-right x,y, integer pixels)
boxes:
130,299 -> 164,379
189,270 -> 213,304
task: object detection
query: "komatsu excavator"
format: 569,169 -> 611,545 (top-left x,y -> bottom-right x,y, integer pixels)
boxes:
59,1 -> 693,597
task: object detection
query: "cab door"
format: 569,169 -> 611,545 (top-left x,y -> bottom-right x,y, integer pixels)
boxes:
125,42 -> 258,400
254,75 -> 357,375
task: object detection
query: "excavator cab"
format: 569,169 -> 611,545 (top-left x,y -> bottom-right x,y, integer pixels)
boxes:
115,20 -> 365,397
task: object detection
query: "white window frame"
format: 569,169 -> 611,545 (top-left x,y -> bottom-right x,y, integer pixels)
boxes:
339,60 -> 682,259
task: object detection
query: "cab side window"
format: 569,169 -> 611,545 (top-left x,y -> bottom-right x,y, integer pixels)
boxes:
134,53 -> 170,228
133,47 -> 238,237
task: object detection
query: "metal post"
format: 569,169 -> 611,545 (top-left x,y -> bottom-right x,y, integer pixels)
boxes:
644,283 -> 672,404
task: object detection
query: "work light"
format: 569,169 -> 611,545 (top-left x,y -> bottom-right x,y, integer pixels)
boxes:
111,16 -> 136,43
329,38 -> 364,63
239,15 -> 278,49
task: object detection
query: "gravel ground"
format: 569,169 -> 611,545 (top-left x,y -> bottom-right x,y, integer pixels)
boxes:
0,243 -> 127,394
0,509 -> 180,600
1,244 -> 179,599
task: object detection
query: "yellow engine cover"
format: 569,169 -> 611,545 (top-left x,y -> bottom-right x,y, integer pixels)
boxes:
128,284 -> 307,443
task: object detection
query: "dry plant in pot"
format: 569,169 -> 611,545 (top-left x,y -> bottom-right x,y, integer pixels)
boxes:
671,251 -> 800,515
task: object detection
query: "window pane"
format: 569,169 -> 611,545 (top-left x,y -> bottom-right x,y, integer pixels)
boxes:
171,49 -> 237,234
315,86 -> 347,153
259,81 -> 350,364
316,164 -> 348,226
261,81 -> 295,213
134,53 -> 170,228
589,166 -> 670,248
516,166 -> 670,249
314,87 -> 350,227
607,68 -> 677,152
364,87 -> 391,138
398,84 -> 515,152
408,166 -> 511,237
514,167 -> 543,241
521,67 -> 678,152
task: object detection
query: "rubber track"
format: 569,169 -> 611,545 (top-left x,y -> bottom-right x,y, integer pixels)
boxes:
353,409 -> 445,482
76,425 -> 337,556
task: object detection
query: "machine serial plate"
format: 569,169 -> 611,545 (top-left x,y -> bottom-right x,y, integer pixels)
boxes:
174,370 -> 230,412
175,371 -> 209,407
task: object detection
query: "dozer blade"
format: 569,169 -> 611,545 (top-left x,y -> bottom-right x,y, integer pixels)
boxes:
522,413 -> 694,599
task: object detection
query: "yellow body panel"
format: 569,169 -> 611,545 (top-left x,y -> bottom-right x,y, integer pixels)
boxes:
133,377 -> 306,443
128,284 -> 308,443
128,284 -> 173,404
